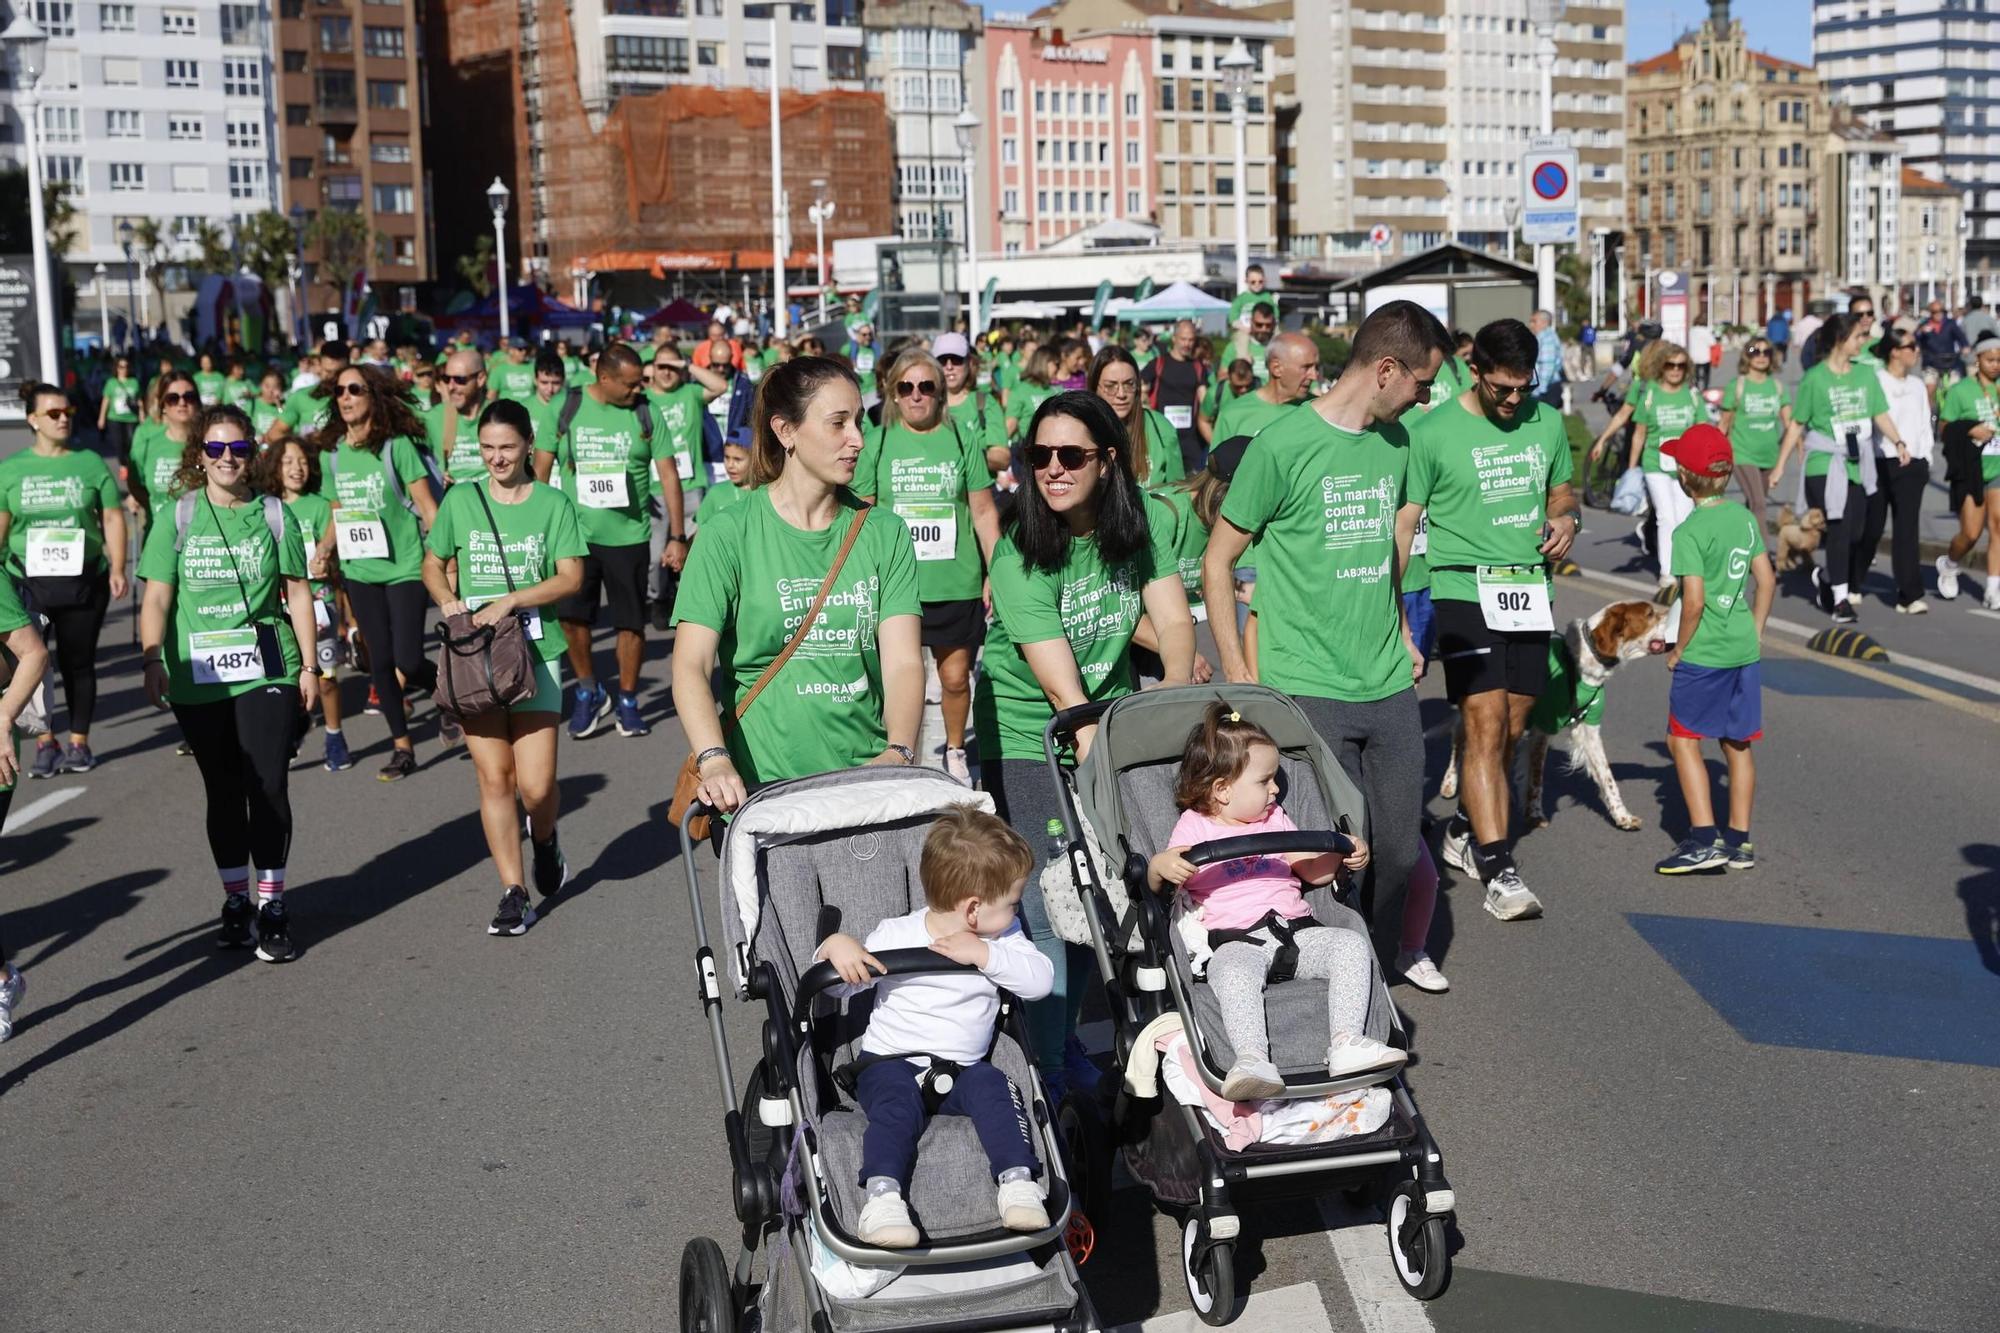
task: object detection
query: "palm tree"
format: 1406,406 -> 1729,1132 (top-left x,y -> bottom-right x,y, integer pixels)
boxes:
457,233 -> 495,298
305,208 -> 371,311
192,219 -> 233,276
127,216 -> 170,334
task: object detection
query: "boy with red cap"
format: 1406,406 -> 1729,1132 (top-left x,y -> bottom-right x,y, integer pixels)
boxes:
1656,423 -> 1776,874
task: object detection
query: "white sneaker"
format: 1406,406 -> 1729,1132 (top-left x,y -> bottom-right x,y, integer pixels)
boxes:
1482,867 -> 1543,921
1395,950 -> 1450,993
1326,1033 -> 1407,1080
1437,816 -> 1475,878
1935,554 -> 1962,599
856,1192 -> 920,1248
0,963 -> 23,1042
1897,599 -> 1930,615
996,1177 -> 1049,1232
1218,1055 -> 1286,1101
1985,584 -> 2000,611
943,746 -> 971,785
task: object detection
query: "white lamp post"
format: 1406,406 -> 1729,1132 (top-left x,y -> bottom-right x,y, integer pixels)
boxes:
808,177 -> 835,325
954,108 -> 982,336
1218,38 -> 1255,294
743,3 -> 790,339
1528,0 -> 1565,318
487,177 -> 511,342
94,262 -> 109,349
4,15 -> 58,380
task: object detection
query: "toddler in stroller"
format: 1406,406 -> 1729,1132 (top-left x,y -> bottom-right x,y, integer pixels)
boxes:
1147,704 -> 1406,1101
817,807 -> 1056,1249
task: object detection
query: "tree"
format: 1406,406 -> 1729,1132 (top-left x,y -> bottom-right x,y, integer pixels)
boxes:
127,216 -> 171,331
456,233 -> 495,298
306,208 -> 371,308
238,209 -> 299,295
191,219 -> 233,277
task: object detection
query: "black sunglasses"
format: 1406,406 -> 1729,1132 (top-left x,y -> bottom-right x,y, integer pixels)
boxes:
937,354 -> 967,366
1027,444 -> 1100,471
1479,376 -> 1528,403
1746,346 -> 1772,356
202,439 -> 255,459
895,379 -> 938,398
440,373 -> 475,385
162,391 -> 199,406
1664,359 -> 1691,370
335,382 -> 370,398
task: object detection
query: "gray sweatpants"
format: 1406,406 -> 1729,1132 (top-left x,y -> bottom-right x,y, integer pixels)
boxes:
1293,689 -> 1423,966
1208,923 -> 1372,1063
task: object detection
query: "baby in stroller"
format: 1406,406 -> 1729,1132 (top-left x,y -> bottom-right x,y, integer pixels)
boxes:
817,807 -> 1056,1250
1147,705 -> 1406,1101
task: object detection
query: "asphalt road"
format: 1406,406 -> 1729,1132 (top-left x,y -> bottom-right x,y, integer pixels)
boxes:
5,441 -> 1998,1330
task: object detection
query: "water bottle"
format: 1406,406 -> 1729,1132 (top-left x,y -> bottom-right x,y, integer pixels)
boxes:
1044,818 -> 1067,868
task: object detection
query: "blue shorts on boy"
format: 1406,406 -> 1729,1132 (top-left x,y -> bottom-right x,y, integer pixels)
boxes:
1669,661 -> 1763,742
1667,495 -> 1765,743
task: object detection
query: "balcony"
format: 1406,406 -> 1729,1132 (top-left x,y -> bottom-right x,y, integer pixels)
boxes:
317,97 -> 359,122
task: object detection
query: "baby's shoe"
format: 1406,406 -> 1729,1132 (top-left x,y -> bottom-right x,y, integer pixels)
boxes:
1218,1054 -> 1286,1102
1327,1033 -> 1407,1081
856,1191 -> 919,1248
997,1175 -> 1049,1232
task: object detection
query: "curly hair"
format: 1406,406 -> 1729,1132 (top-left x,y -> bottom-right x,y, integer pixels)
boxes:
303,363 -> 427,454
252,432 -> 324,499
169,403 -> 256,498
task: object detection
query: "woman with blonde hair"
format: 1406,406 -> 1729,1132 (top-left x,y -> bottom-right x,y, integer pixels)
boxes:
1088,345 -> 1184,488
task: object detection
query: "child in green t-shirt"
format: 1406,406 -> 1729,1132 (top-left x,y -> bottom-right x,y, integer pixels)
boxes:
1656,425 -> 1775,876
695,439 -> 753,524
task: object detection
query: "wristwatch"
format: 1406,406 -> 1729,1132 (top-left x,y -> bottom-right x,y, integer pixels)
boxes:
886,743 -> 917,765
667,533 -> 688,544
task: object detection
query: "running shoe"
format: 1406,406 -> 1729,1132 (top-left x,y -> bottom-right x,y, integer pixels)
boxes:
1813,567 -> 1834,613
254,900 -> 296,964
378,748 -> 416,782
1724,841 -> 1757,871
57,741 -> 96,774
1655,838 -> 1728,875
568,685 -> 610,740
175,740 -> 193,757
363,684 -> 383,715
1395,950 -> 1450,993
1935,553 -> 1962,599
1985,585 -> 2000,612
1831,599 -> 1858,625
1896,599 -> 1930,615
488,885 -> 536,936
996,1178 -> 1049,1233
530,832 -> 569,898
0,963 -> 25,1043
218,892 -> 255,949
1481,867 -> 1543,921
323,731 -> 353,772
28,740 -> 61,780
856,1193 -> 919,1249
614,692 -> 649,737
943,746 -> 972,785
1437,813 -> 1475,879
1218,1056 -> 1285,1102
438,709 -> 465,749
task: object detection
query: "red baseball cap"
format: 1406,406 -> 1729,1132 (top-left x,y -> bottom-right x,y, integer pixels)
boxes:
1662,423 -> 1733,477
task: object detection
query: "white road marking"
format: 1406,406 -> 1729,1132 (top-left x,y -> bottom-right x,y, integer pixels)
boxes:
2,785 -> 86,834
1126,1279 -> 1338,1332
1318,1198 -> 1440,1333
1969,608 -> 2000,622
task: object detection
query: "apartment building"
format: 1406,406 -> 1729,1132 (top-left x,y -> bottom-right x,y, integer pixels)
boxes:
1812,0 -> 1998,298
574,0 -> 862,118
1821,113 -> 1902,307
273,0 -> 431,308
1899,166 -> 1964,308
862,0 -> 984,246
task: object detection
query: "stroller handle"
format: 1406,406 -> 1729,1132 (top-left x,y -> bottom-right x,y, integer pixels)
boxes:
1045,699 -> 1115,751
794,948 -> 980,1022
1182,829 -> 1355,868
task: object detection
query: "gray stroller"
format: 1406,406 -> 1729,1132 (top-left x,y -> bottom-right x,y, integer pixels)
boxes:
678,765 -> 1098,1333
1046,684 -> 1457,1325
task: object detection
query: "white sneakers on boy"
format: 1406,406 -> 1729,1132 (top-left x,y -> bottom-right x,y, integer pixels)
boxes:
996,1178 -> 1049,1232
1326,1033 -> 1408,1081
1218,1056 -> 1286,1102
856,1193 -> 919,1249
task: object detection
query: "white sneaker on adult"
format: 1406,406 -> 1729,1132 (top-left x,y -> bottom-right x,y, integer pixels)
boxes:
1395,950 -> 1450,993
943,747 -> 972,785
1482,867 -> 1543,921
856,1192 -> 920,1248
1437,816 -> 1475,878
1985,584 -> 2000,611
1896,599 -> 1930,615
996,1178 -> 1049,1232
1935,554 -> 1962,599
0,963 -> 24,1042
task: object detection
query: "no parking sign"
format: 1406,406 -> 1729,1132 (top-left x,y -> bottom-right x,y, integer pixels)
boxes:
1520,136 -> 1579,245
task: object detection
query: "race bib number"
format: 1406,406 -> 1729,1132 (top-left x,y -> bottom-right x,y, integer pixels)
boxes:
24,528 -> 85,577
1410,513 -> 1429,558
335,509 -> 390,561
1476,566 -> 1553,634
896,503 -> 957,562
188,628 -> 264,685
676,450 -> 695,481
1165,405 -> 1193,430
577,462 -> 631,509
854,349 -> 876,375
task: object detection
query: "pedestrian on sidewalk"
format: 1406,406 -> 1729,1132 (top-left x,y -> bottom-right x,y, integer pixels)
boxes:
1855,329 -> 1936,613
1717,336 -> 1792,537
0,566 -> 52,1038
1934,333 -> 2000,608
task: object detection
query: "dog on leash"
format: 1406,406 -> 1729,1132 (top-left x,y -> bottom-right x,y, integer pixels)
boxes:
1437,600 -> 1670,831
1774,505 -> 1826,572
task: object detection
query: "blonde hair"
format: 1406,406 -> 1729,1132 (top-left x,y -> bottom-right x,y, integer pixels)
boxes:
920,807 -> 1033,911
1636,339 -> 1689,385
879,347 -> 947,432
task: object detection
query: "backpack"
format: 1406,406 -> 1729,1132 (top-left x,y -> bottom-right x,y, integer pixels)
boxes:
556,386 -> 658,470
175,491 -> 288,553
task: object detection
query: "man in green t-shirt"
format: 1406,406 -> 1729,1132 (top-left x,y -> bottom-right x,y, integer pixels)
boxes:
646,347 -> 730,628
1213,333 -> 1319,444
424,349 -> 493,487
532,343 -> 683,740
1197,358 -> 1257,449
1398,319 -> 1578,923
490,338 -> 539,403
1223,301 -> 1278,383
1204,298 -> 1451,967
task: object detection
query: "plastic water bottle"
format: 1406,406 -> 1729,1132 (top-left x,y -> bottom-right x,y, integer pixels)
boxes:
1045,818 -> 1066,868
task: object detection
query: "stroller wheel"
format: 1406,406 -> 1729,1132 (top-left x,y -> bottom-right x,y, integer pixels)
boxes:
1385,1182 -> 1452,1300
1057,1091 -> 1112,1241
679,1237 -> 738,1333
1180,1214 -> 1237,1326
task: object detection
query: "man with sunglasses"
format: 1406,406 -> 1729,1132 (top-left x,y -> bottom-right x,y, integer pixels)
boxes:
423,350 -> 495,488
1223,301 -> 1280,385
1401,319 -> 1578,923
646,348 -> 730,628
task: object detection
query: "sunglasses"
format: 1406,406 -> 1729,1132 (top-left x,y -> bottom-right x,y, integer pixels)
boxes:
36,406 -> 75,420
1027,444 -> 1100,471
895,379 -> 938,398
163,391 -> 199,407
1746,347 -> 1772,356
1479,378 -> 1529,402
1391,357 -> 1435,398
440,373 -> 475,385
335,382 -> 370,398
202,439 -> 255,459
1664,360 -> 1691,370
937,354 -> 967,366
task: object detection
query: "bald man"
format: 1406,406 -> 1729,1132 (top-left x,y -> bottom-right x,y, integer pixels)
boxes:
1214,332 -> 1320,443
423,348 -> 492,487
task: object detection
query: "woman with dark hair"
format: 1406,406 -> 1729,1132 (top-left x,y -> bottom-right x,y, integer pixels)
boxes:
0,382 -> 128,776
853,345 -> 1000,783
138,404 -> 319,962
257,436 -> 353,770
311,362 -> 442,778
671,355 -> 923,815
1088,345 -> 1184,487
1855,328 -> 1935,612
973,389 -> 1193,1093
1773,312 -> 1909,625
423,398 -> 587,936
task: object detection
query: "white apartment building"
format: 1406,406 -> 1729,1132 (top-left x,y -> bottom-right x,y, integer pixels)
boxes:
1812,0 -> 1999,297
570,0 -> 863,121
862,0 -> 983,245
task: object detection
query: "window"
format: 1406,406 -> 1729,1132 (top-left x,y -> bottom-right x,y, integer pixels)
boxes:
33,1 -> 75,37
98,3 -> 133,31
697,42 -> 718,67
364,26 -> 405,58
162,7 -> 196,35
325,174 -> 363,209
1125,141 -> 1139,165
1036,189 -> 1047,213
371,138 -> 410,164
165,59 -> 201,88
110,162 -> 145,192
1003,187 -> 1018,214
227,116 -> 261,151
1068,191 -> 1079,211
372,183 -> 413,214
1125,92 -> 1137,117
827,45 -> 861,81
39,105 -> 80,143
43,155 -> 84,195
172,164 -> 207,194
1777,147 -> 1788,167
229,160 -> 267,201
1159,84 -> 1175,111
289,157 -> 313,180
169,115 -> 203,141
1001,137 -> 1016,165
1034,90 -> 1044,113
286,104 -> 310,126
367,80 -> 408,109
1217,175 -> 1234,197
107,109 -> 142,139
221,4 -> 258,44
225,58 -> 262,97
1000,87 -> 1015,113
172,215 -> 200,243
284,49 -> 308,73
323,132 -> 351,164
1126,189 -> 1140,214
317,70 -> 356,109
377,235 -> 417,267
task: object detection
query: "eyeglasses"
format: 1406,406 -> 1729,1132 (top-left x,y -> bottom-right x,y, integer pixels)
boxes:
895,379 -> 938,398
1746,347 -> 1772,357
162,391 -> 199,407
1478,377 -> 1529,403
440,374 -> 475,385
201,439 -> 255,459
937,354 -> 967,367
1391,357 -> 1435,399
1026,444 -> 1100,472
335,382 -> 370,398
1664,360 -> 1691,370
35,406 -> 75,420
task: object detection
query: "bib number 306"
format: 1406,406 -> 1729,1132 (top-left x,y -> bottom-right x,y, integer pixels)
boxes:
578,463 -> 631,510
1475,567 -> 1553,633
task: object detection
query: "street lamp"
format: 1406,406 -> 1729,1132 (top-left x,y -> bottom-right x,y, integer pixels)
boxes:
118,218 -> 140,351
1218,38 -> 1255,294
745,3 -> 791,339
1528,0 -> 1566,318
94,262 -> 109,349
487,177 -> 511,342
808,177 -> 835,325
953,109 -> 982,336
3,15 -> 58,381
289,204 -> 308,346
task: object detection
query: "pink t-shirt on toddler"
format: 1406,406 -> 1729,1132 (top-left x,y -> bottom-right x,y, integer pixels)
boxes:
1167,804 -> 1312,932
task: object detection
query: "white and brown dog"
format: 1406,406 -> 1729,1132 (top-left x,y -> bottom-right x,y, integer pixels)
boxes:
1438,600 -> 1670,832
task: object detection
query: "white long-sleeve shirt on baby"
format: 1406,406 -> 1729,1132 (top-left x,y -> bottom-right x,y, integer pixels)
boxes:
820,909 -> 1055,1064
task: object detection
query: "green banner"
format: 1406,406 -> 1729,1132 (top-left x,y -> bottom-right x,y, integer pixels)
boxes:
1089,278 -> 1114,328
980,276 -> 999,327
1132,277 -> 1155,306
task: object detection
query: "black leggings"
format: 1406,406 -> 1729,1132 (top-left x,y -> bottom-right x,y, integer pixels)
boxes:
345,578 -> 436,741
39,573 -> 112,735
104,419 -> 136,470
1805,474 -> 1863,597
173,685 -> 300,873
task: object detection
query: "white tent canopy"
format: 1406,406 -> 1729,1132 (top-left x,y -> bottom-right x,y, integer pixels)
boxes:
1116,280 -> 1232,327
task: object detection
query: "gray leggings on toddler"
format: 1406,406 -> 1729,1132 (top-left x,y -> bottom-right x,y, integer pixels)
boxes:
1207,923 -> 1372,1061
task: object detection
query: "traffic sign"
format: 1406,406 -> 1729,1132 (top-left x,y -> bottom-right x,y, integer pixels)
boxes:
1520,146 -> 1579,245
1369,223 -> 1393,251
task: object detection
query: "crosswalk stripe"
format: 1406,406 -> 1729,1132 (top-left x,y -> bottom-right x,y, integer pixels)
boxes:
1320,1199 -> 1440,1333
2,785 -> 87,835
1124,1279 -> 1338,1332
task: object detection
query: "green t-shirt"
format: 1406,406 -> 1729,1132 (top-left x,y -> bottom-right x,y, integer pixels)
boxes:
1219,407 -> 1411,703
1421,357 -> 1472,412
491,361 -> 538,402
0,448 -> 122,574
1634,382 -> 1704,473
1670,498 -> 1764,669
135,493 -> 308,704
1724,376 -> 1788,469
426,479 -> 588,662
1151,485 -> 1206,598
845,341 -> 879,399
283,491 -> 335,605
0,566 -> 26,632
1939,375 -> 1999,428
852,419 -> 994,603
1227,290 -> 1279,329
1007,383 -> 1056,443
671,491 -> 921,786
251,399 -> 284,440
423,402 -> 490,485
647,382 -> 709,499
326,436 -> 430,585
564,357 -> 592,389
947,391 -> 1007,468
220,377 -> 255,410
1794,361 -> 1887,482
1199,379 -> 1245,425
537,392 -> 669,547
698,480 -> 749,522
104,376 -> 142,423
1135,408 -> 1184,488
1406,397 -> 1573,604
280,385 -> 331,438
974,513 -> 1177,761
1213,392 -> 1294,445
193,371 -> 227,407
129,424 -> 186,523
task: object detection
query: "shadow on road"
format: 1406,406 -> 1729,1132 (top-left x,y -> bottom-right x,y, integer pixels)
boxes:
1958,844 -> 2000,976
3,866 -> 166,975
